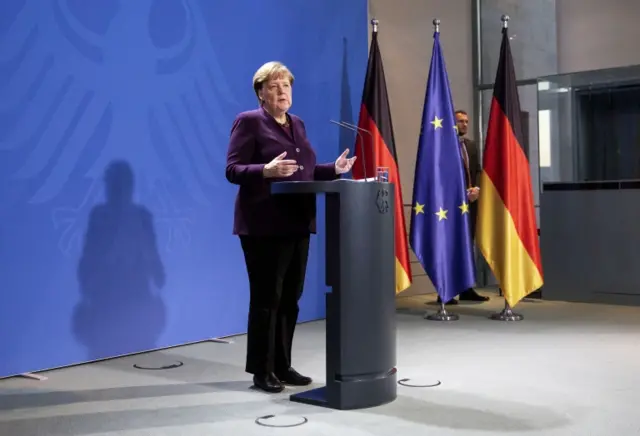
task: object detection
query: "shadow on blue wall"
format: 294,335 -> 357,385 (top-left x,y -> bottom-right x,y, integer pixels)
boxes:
73,161 -> 167,361
0,0 -> 367,377
340,37 -> 356,154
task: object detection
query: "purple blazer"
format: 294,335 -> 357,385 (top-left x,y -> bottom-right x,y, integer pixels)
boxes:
225,107 -> 338,236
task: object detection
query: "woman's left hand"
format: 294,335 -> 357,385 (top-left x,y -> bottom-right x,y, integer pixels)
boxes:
334,148 -> 357,174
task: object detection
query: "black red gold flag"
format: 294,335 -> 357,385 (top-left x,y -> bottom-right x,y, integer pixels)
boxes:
476,26 -> 543,307
353,28 -> 412,293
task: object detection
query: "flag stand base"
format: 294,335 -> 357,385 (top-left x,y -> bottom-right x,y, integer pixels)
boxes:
489,301 -> 523,321
425,302 -> 459,321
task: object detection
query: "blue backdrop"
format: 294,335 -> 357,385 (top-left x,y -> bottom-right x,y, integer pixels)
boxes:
0,0 -> 368,377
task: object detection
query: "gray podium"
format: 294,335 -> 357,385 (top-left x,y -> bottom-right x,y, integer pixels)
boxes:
271,179 -> 397,410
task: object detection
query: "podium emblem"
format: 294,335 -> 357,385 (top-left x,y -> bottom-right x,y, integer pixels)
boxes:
376,189 -> 390,214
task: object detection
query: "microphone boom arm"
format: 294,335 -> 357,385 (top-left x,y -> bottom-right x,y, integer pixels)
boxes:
330,120 -> 370,180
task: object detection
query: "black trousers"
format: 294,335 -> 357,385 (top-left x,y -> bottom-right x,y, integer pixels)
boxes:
239,235 -> 310,375
460,202 -> 478,296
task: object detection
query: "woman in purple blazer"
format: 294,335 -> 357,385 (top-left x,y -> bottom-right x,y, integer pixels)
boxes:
225,61 -> 356,393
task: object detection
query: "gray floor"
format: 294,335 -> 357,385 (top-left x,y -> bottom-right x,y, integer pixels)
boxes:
1,291 -> 640,436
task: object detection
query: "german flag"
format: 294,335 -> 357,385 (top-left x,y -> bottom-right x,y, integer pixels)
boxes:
353,28 -> 412,293
476,27 -> 543,308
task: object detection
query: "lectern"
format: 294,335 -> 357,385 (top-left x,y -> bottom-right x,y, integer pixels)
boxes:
271,179 -> 397,410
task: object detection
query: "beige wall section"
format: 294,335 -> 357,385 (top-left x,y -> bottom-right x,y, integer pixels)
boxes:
557,0 -> 640,73
368,0 -> 474,296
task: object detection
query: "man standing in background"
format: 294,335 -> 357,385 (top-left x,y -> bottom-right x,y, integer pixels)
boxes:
438,110 -> 489,304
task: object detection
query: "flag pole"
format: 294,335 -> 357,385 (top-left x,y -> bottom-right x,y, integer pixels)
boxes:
487,14 -> 525,322
423,18 -> 460,323
490,299 -> 524,321
426,298 -> 460,322
501,13 -> 509,28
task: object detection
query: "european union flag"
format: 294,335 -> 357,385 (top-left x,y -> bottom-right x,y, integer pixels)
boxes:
409,30 -> 476,303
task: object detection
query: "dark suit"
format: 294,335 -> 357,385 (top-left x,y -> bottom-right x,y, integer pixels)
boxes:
461,137 -> 481,238
225,107 -> 337,375
460,136 -> 484,300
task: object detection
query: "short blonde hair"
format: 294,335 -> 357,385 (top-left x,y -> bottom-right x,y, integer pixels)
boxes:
252,61 -> 295,98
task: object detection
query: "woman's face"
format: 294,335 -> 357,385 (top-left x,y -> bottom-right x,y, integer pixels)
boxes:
259,76 -> 292,115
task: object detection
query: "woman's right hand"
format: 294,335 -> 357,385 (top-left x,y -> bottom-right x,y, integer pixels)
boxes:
263,151 -> 298,178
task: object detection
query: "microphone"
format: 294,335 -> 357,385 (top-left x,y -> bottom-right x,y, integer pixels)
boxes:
336,121 -> 376,180
339,120 -> 374,140
329,120 -> 370,180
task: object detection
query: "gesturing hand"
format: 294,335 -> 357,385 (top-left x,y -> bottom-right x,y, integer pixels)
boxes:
335,148 -> 357,175
263,151 -> 298,178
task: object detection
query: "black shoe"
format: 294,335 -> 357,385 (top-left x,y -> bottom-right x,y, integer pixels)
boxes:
458,289 -> 489,302
275,367 -> 312,386
436,297 -> 458,305
252,373 -> 284,393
